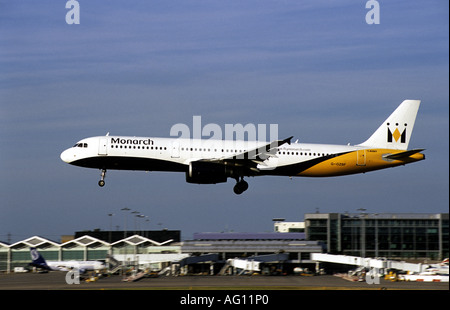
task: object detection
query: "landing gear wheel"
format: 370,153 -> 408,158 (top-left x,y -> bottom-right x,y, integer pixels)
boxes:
233,179 -> 249,195
98,169 -> 107,187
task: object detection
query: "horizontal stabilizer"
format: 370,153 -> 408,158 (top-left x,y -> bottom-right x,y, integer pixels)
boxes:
383,149 -> 425,160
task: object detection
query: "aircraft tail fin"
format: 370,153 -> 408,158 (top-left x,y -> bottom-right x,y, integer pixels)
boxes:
358,100 -> 421,150
29,247 -> 51,270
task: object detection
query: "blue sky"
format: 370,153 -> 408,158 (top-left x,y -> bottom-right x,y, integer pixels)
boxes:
0,1 -> 448,242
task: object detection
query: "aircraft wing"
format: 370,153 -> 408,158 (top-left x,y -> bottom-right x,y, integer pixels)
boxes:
206,136 -> 293,173
222,136 -> 292,162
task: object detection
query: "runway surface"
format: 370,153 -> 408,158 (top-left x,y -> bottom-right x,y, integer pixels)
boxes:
1,272 -> 447,308
0,272 -> 447,290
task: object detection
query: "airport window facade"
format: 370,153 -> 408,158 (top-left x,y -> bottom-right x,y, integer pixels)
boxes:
305,213 -> 449,260
0,234 -> 180,273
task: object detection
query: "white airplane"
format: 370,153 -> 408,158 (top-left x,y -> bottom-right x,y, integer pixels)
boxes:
424,258 -> 449,275
29,247 -> 106,273
60,100 -> 425,194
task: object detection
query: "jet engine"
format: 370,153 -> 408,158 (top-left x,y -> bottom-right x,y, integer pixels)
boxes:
186,161 -> 229,184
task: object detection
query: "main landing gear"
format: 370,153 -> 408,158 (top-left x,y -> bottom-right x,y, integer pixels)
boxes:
233,177 -> 249,195
98,169 -> 106,187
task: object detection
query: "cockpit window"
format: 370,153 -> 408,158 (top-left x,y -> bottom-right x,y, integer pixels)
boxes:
73,143 -> 88,148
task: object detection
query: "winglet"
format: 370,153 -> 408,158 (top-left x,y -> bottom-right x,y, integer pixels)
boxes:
284,136 -> 294,145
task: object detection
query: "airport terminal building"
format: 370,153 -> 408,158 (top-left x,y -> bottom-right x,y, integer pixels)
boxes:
0,212 -> 448,273
305,213 -> 449,260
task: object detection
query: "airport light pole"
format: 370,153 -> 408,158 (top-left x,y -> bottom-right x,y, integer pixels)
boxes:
108,213 -> 114,243
136,214 -> 145,236
374,213 -> 379,258
145,217 -> 150,238
131,211 -> 140,234
121,207 -> 131,238
357,208 -> 367,258
137,215 -> 148,237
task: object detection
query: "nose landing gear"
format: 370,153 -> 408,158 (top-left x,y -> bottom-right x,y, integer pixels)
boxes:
98,169 -> 106,187
233,177 -> 249,195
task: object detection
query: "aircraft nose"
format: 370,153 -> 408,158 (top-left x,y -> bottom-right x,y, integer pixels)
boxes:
60,148 -> 74,163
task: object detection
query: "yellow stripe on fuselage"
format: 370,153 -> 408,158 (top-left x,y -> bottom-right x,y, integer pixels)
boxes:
297,149 -> 425,177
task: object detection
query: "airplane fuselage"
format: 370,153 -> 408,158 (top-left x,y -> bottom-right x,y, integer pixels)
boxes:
29,247 -> 106,272
61,136 -> 424,177
45,260 -> 106,272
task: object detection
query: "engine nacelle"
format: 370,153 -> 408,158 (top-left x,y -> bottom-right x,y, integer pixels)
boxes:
186,161 -> 228,184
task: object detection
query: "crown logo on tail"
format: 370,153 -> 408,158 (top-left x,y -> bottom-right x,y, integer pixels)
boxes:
387,123 -> 407,143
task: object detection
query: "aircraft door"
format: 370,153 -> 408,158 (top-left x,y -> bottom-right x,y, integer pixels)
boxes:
171,140 -> 180,158
356,149 -> 366,166
98,138 -> 108,155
